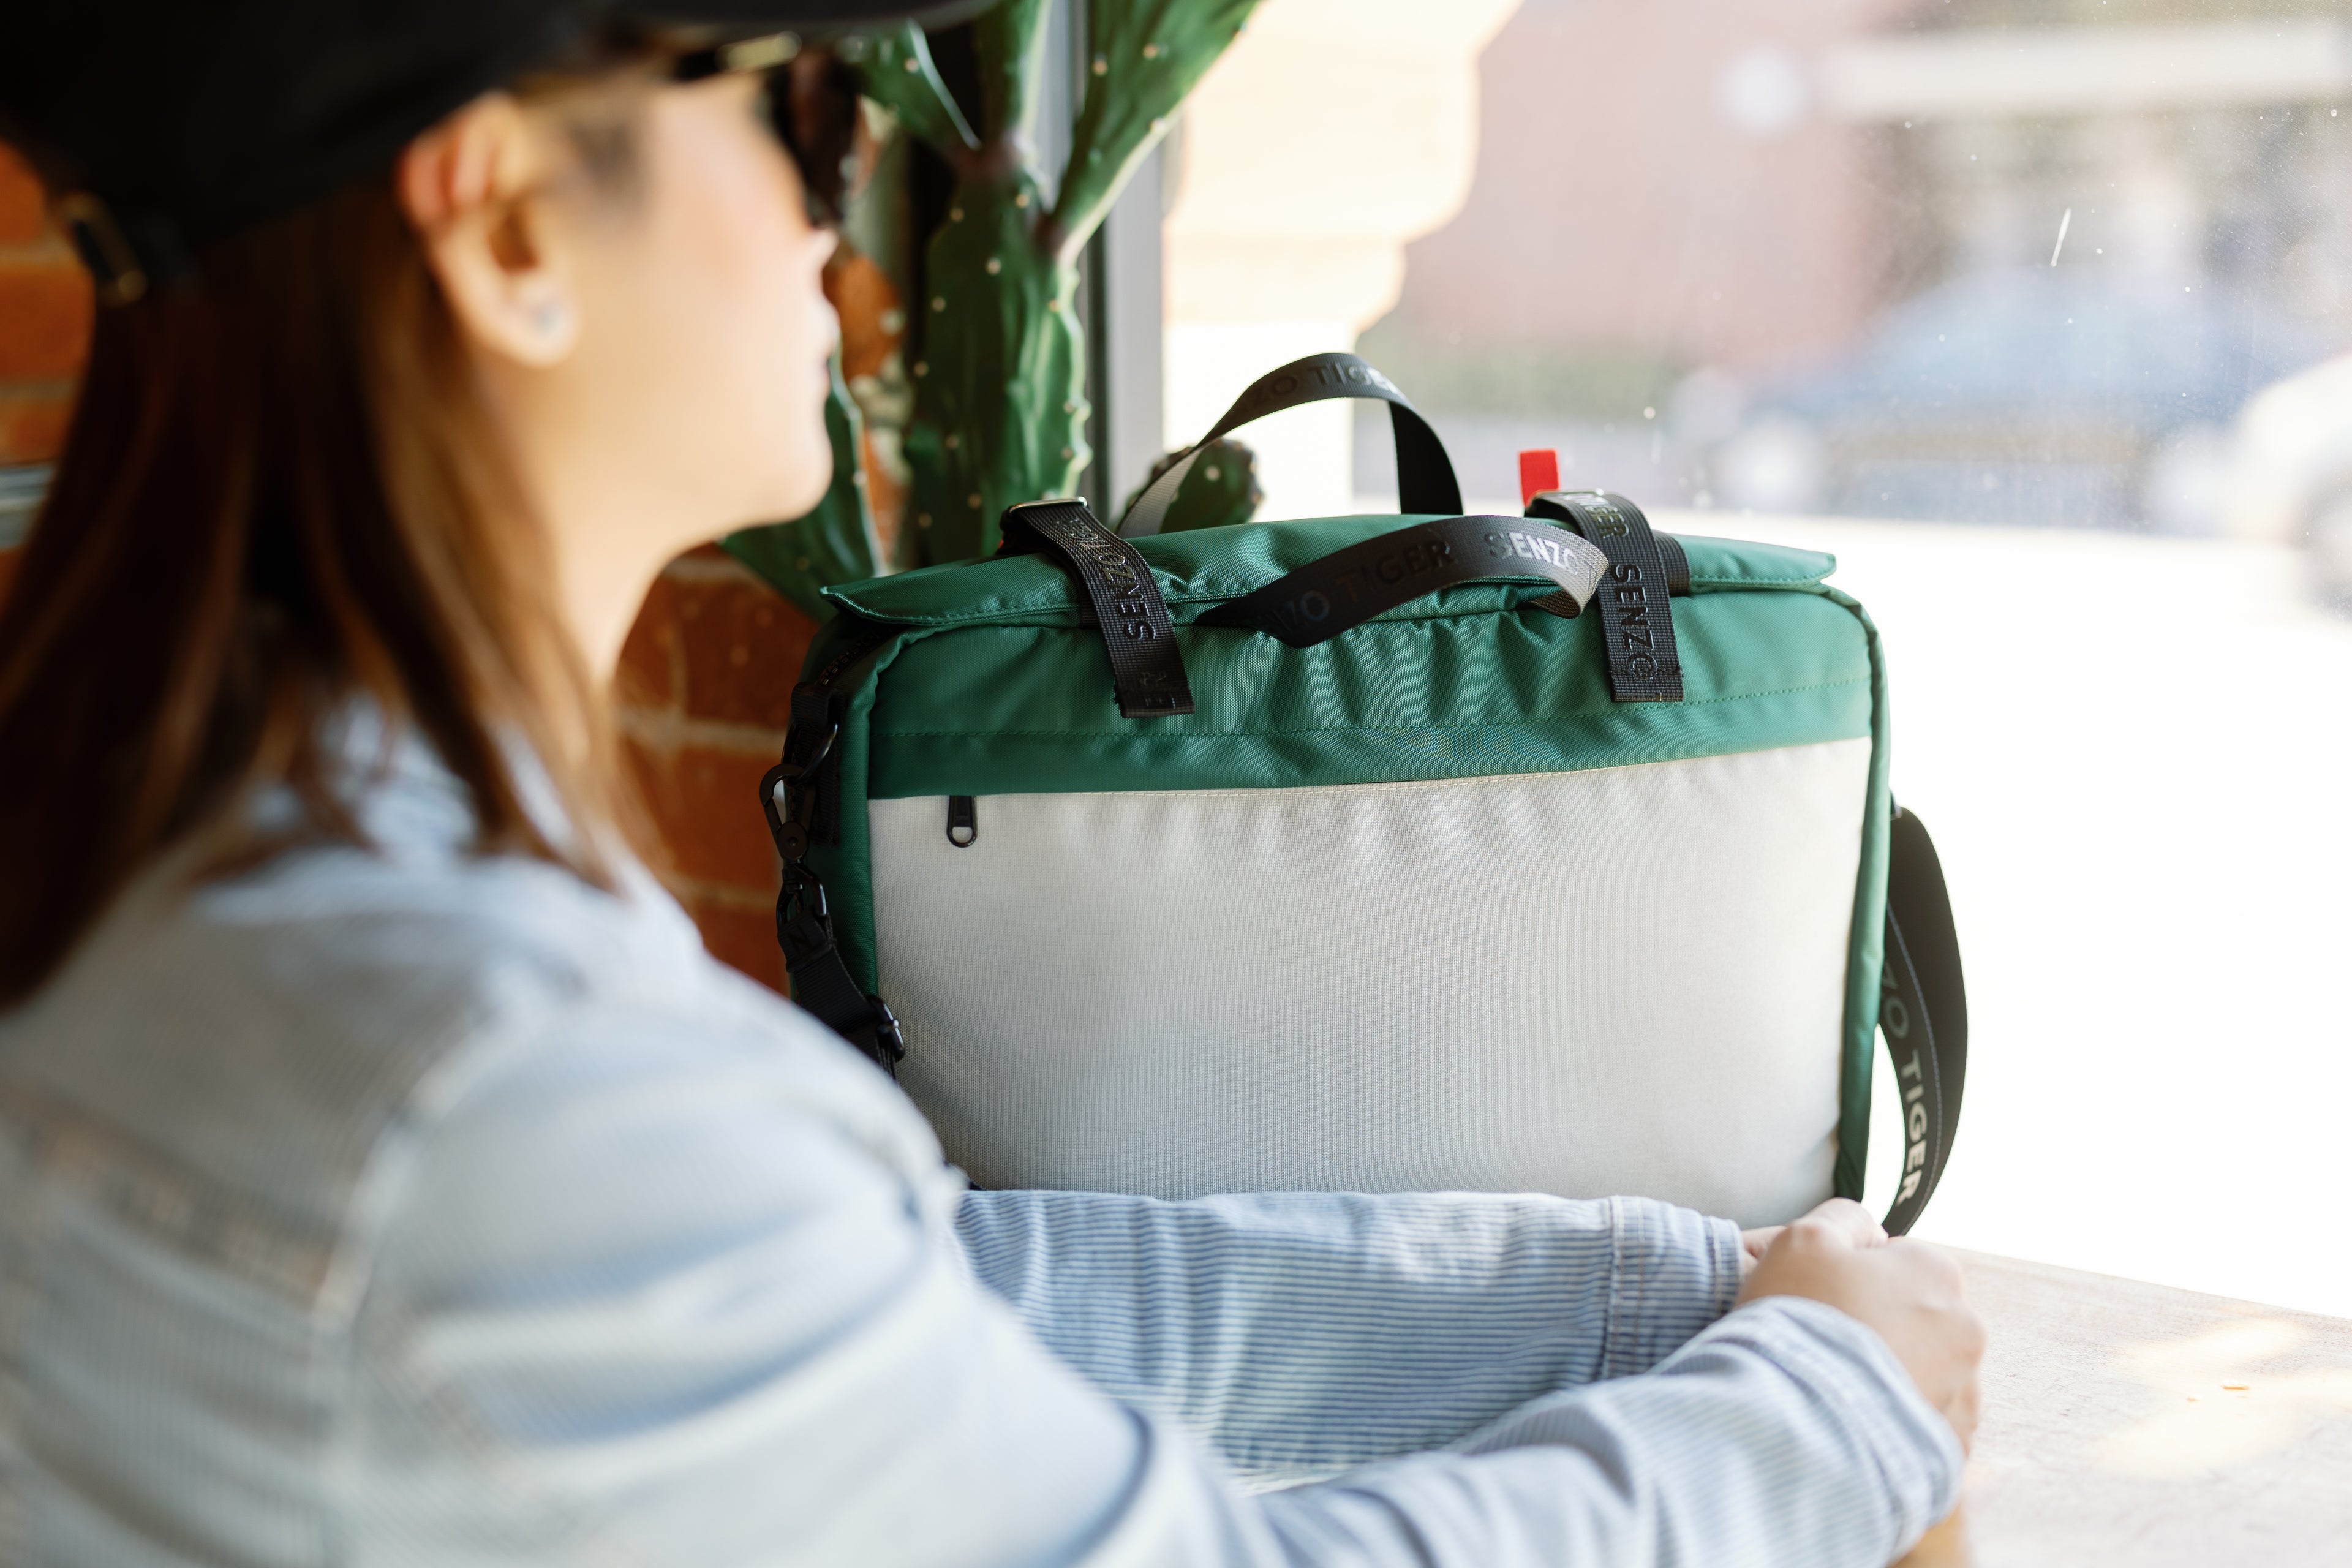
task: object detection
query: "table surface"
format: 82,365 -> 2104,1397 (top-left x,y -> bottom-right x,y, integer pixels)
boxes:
1890,1250 -> 2352,1567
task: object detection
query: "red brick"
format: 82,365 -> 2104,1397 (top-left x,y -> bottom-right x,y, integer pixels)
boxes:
0,262 -> 91,380
0,146 -> 44,247
619,558 -> 818,905
0,390 -> 72,464
631,740 -> 782,891
614,572 -> 682,712
682,895 -> 787,993
674,575 -> 816,729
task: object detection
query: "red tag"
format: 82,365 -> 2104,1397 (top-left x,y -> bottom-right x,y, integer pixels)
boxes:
1518,448 -> 1560,507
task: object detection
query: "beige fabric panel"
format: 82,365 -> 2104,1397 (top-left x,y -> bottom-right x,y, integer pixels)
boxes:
873,739 -> 1872,1228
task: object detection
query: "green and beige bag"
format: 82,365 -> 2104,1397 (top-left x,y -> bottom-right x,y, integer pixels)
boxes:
762,354 -> 1965,1231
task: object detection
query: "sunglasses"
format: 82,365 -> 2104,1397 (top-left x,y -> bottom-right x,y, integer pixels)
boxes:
670,32 -> 864,226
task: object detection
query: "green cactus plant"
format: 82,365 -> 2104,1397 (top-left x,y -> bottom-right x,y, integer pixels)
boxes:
726,0 -> 1260,610
1125,435 -> 1263,534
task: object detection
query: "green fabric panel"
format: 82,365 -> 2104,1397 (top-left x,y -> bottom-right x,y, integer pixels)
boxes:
1828,584 -> 1894,1204
797,614 -> 905,1000
873,677 -> 1869,798
1678,533 -> 1842,588
823,514 -> 1836,628
866,587 -> 1873,797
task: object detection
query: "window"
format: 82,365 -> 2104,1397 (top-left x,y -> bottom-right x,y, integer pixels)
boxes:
1163,0 -> 2352,1316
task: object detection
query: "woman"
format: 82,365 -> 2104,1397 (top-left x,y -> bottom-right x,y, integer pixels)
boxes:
0,1 -> 1980,1562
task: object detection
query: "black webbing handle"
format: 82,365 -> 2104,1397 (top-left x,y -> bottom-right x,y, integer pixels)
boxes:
1526,491 -> 1686,704
1879,804 -> 1968,1236
1118,353 -> 1462,537
1196,514 -> 1608,648
999,499 -> 1194,717
1525,491 -> 1691,594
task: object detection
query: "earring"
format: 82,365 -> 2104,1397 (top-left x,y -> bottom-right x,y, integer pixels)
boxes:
532,300 -> 571,341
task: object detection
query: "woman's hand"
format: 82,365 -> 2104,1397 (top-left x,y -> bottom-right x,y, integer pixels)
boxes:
1736,1201 -> 1985,1449
1739,1196 -> 1885,1277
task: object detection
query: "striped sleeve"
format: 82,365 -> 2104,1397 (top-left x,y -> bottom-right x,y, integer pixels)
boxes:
1244,1297 -> 1963,1567
953,1188 -> 1741,1486
355,1001 -> 1959,1568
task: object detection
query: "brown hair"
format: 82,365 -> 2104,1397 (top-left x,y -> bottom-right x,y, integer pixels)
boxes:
0,86 -> 654,1008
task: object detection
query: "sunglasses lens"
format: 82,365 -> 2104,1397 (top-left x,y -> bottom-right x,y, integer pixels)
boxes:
768,53 -> 861,225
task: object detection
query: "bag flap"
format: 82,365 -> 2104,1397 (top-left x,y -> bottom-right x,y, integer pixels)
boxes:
824,514 -> 1837,628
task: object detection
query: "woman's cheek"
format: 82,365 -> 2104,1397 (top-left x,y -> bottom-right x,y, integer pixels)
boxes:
690,178 -> 830,501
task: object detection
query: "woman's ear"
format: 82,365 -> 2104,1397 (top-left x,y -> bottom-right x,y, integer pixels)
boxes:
397,94 -> 582,368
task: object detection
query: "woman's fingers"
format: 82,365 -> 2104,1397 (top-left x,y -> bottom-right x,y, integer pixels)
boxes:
1794,1197 -> 1887,1248
1739,1225 -> 1786,1273
1741,1197 -> 1887,1278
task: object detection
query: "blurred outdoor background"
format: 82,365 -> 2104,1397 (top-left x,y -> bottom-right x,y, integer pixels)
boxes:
1161,0 -> 2352,1317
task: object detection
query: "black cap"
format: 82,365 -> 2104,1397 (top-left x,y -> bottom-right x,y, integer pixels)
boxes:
0,0 -> 968,297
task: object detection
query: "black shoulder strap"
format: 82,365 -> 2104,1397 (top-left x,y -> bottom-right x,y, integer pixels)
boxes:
761,617 -> 906,1076
1196,514 -> 1607,647
999,499 -> 1194,718
1879,804 -> 1968,1235
1119,353 -> 1461,537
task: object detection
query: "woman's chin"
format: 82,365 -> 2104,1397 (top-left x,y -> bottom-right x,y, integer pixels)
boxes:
758,456 -> 837,527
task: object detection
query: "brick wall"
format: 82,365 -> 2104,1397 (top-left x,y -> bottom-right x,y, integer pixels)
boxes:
0,141 -> 812,995
615,550 -> 814,993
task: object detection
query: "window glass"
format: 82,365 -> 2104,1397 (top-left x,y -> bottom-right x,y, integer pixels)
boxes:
1167,0 -> 2352,1315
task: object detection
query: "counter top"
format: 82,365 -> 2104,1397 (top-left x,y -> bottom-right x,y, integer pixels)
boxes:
1894,1250 -> 2352,1566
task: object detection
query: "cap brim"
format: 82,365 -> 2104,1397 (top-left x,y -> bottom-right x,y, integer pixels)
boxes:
620,0 -> 996,30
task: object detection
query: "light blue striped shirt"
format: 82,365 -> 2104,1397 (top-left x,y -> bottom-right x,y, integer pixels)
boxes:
0,742 -> 1960,1565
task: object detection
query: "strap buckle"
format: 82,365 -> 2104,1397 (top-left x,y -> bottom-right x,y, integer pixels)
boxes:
775,867 -> 834,963
772,869 -> 906,1075
865,995 -> 907,1066
760,719 -> 839,865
